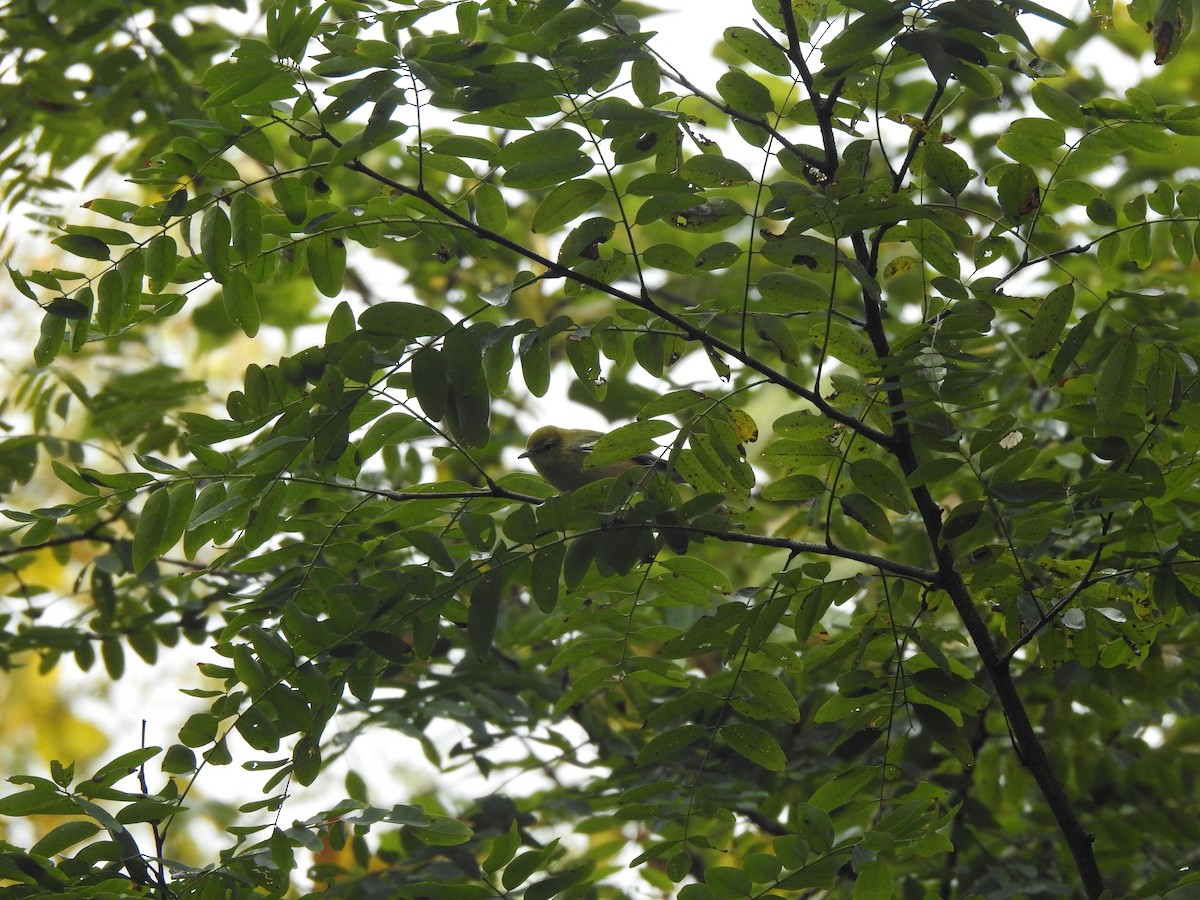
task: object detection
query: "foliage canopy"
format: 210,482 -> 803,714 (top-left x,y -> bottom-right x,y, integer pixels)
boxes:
3,0 -> 1200,897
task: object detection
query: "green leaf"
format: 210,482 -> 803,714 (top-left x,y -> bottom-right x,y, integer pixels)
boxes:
293,734 -> 321,786
200,205 -> 232,284
922,143 -> 975,197
307,233 -> 347,297
235,705 -> 280,752
444,325 -> 491,448
145,234 -> 178,293
810,321 -> 876,371
1114,123 -> 1177,155
680,154 -> 753,188
1031,82 -> 1087,127
520,320 -> 566,397
503,846 -> 550,891
749,314 -> 797,365
162,744 -> 197,775
840,493 -> 894,541
1148,0 -> 1193,63
503,153 -> 594,190
906,457 -> 964,488
179,712 -> 218,748
996,163 -> 1040,220
52,234 -> 111,261
761,474 -> 826,502
468,570 -> 503,658
408,815 -> 474,848
1129,222 -> 1153,268
637,724 -> 705,765
695,241 -> 742,270
757,272 -> 828,312
532,179 -> 606,233
913,704 -> 974,766
724,26 -> 792,75
8,265 -> 40,301
631,56 -> 662,105
359,302 -> 452,340
411,346 -> 447,421
1150,181 -> 1176,214
101,636 -> 125,679
0,787 -> 78,816
660,557 -> 733,593
643,242 -> 695,274
853,858 -> 893,900
1049,310 -> 1098,382
475,182 -> 508,233
998,118 -> 1066,165
432,136 -> 498,162
1023,283 -> 1074,359
327,300 -> 355,342
716,69 -> 773,116
160,188 -> 188,224
133,486 -> 169,571
30,820 -> 102,858
587,419 -> 673,470
820,9 -> 904,77
909,667 -> 988,719
665,198 -> 746,233
720,723 -> 786,771
531,543 -> 565,613
34,314 -> 66,366
202,42 -> 297,108
536,6 -> 602,46
1096,333 -> 1138,423
222,270 -> 260,337
483,821 -> 522,875
273,176 -> 308,225
809,766 -> 876,812
230,192 -> 264,259
734,670 -> 800,723
1086,197 -> 1117,225
847,459 -> 911,513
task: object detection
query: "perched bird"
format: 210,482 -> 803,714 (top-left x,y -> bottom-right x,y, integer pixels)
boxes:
519,425 -> 673,491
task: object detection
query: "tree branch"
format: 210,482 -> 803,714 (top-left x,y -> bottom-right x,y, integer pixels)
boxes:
935,562 -> 1103,897
338,154 -> 895,450
658,523 -> 939,582
835,77 -> 1107,898
0,511 -> 124,559
777,0 -> 841,178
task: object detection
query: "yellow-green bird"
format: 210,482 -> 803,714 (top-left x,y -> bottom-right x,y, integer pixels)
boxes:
519,425 -> 674,491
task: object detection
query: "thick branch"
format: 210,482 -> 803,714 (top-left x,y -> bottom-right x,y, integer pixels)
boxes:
840,91 -> 1106,898
934,560 -> 1103,897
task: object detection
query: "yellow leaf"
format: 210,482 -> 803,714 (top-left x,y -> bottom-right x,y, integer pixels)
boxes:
728,407 -> 759,443
884,255 -> 919,278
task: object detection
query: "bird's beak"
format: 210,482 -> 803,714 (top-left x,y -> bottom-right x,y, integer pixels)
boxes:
517,449 -> 532,459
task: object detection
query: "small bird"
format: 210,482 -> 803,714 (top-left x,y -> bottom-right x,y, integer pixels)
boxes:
519,425 -> 673,491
